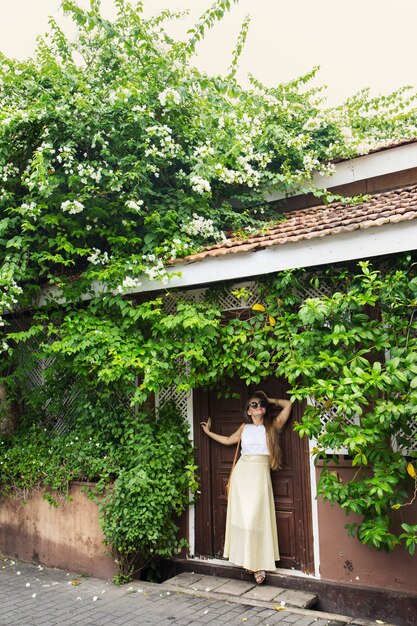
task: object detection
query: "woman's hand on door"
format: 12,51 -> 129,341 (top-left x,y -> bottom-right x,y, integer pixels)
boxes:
200,417 -> 212,435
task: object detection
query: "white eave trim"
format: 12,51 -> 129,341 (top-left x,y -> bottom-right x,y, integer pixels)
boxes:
133,220 -> 417,293
265,142 -> 417,202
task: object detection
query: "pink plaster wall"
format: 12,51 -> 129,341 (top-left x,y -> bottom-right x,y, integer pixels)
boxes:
0,482 -> 117,579
316,466 -> 417,594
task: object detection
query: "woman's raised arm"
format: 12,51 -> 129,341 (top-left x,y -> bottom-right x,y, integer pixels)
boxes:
200,418 -> 244,445
265,396 -> 293,431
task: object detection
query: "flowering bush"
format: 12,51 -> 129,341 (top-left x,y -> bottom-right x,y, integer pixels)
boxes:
1,0 -> 417,330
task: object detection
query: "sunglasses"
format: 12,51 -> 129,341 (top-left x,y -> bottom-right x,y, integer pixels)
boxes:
248,401 -> 266,409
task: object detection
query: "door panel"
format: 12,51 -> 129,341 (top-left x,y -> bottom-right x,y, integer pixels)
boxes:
210,389 -> 244,557
194,377 -> 314,573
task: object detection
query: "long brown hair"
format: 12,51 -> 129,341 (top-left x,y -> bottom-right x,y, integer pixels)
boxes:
244,390 -> 282,470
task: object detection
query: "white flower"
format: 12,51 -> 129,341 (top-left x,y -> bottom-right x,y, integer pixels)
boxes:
303,116 -> 323,132
190,175 -> 211,195
181,213 -> 224,243
87,248 -> 110,266
194,145 -> 215,158
182,213 -> 215,237
158,88 -> 181,106
126,199 -> 144,212
302,154 -> 320,170
318,162 -> 336,177
287,134 -> 308,150
61,200 -> 84,215
263,94 -> 279,106
114,276 -> 142,295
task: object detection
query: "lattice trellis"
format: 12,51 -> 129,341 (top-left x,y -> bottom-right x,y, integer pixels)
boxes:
294,278 -> 335,301
162,281 -> 263,315
215,281 -> 263,311
310,398 -> 361,455
163,288 -> 206,315
8,317 -> 81,434
156,387 -> 189,421
393,420 -> 417,455
42,386 -> 82,434
312,401 -> 417,456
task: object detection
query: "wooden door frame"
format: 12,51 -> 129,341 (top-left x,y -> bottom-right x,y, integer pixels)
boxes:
289,397 -> 315,574
194,388 -> 214,556
193,387 -> 315,574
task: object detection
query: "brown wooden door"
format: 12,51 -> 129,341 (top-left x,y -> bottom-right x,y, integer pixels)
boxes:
194,377 -> 314,573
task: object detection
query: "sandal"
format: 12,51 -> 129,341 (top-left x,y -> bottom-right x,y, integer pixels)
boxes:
254,570 -> 266,585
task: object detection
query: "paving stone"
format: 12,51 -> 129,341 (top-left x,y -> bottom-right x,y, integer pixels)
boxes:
165,571 -> 204,587
242,584 -> 286,602
277,615 -> 309,624
272,588 -> 318,609
212,578 -> 256,595
187,574 -> 230,592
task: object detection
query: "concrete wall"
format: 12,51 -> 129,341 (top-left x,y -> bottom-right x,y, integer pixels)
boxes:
0,482 -> 117,579
316,464 -> 417,594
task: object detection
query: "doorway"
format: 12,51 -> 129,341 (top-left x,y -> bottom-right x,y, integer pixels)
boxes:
193,377 -> 314,573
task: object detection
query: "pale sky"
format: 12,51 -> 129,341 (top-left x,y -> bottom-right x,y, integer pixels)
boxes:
1,0 -> 417,106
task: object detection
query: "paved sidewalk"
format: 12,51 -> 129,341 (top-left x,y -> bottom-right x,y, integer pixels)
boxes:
0,558 -> 394,626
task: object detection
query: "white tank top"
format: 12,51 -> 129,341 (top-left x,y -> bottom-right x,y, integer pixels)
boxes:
241,424 -> 269,455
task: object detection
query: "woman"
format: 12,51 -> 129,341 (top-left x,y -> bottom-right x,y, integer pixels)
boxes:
200,390 -> 292,585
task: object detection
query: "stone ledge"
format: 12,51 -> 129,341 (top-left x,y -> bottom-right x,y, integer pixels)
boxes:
162,572 -> 319,610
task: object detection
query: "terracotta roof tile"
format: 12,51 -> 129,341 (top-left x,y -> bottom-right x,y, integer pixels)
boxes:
175,184 -> 417,264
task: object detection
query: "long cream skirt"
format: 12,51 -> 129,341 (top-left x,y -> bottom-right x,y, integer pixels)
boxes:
223,454 -> 279,572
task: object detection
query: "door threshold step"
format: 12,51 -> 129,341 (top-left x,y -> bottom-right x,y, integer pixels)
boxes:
161,572 -> 318,610
160,573 -> 398,625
